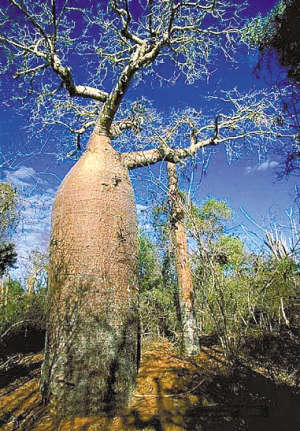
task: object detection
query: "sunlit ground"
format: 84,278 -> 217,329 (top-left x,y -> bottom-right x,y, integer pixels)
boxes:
1,338 -> 300,430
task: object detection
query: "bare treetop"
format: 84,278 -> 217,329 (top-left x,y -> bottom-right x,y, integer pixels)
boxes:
0,0 -> 293,168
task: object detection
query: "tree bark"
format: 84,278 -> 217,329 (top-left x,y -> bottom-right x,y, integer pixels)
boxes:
26,268 -> 40,295
0,276 -> 3,307
167,162 -> 199,355
40,132 -> 140,417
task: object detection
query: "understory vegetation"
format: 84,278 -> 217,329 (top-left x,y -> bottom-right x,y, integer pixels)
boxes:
138,198 -> 300,359
1,198 -> 300,362
1,198 -> 300,430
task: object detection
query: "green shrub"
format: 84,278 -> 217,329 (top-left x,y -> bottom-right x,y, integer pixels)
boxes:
138,232 -> 180,340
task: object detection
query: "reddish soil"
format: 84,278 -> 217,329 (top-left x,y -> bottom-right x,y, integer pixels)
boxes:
1,339 -> 300,430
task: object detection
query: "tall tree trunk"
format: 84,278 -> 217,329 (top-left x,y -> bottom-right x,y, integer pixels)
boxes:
167,162 -> 199,355
0,276 -> 4,307
26,268 -> 40,295
0,273 -> 8,307
40,132 -> 140,417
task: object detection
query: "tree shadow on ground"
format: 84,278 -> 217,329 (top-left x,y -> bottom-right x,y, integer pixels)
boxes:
0,354 -> 43,389
241,325 -> 300,385
186,357 -> 300,431
126,338 -> 300,431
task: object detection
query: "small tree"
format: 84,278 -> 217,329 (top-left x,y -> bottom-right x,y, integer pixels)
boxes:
242,210 -> 300,330
138,233 -> 162,294
188,198 -> 253,355
0,183 -> 18,306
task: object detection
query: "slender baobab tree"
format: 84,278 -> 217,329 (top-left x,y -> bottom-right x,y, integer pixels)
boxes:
168,161 -> 199,354
0,0 -> 291,417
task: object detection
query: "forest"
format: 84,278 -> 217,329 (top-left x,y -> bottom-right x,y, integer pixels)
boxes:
1,0 -> 300,430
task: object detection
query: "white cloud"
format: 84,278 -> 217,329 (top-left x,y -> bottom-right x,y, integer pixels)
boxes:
246,160 -> 279,174
2,166 -> 44,188
1,167 -> 58,279
17,188 -> 55,246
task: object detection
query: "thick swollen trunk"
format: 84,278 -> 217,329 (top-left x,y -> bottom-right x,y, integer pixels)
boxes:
40,133 -> 140,417
168,163 -> 199,355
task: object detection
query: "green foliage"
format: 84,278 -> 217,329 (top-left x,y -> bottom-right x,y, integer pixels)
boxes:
214,235 -> 245,269
0,242 -> 17,276
193,227 -> 253,356
139,286 -> 179,339
138,233 -> 162,293
0,278 -> 47,357
190,199 -> 299,356
0,183 -> 19,275
188,198 -> 233,242
248,255 -> 300,329
0,279 -> 25,326
138,232 -> 179,339
141,197 -> 300,358
194,227 -> 300,357
198,199 -> 233,223
250,0 -> 300,84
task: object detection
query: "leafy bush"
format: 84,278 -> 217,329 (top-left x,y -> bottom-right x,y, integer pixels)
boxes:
0,242 -> 17,276
193,239 -> 300,357
194,245 -> 257,356
0,182 -> 19,275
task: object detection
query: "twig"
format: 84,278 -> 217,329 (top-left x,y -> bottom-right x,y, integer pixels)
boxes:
0,320 -> 30,340
133,379 -> 205,398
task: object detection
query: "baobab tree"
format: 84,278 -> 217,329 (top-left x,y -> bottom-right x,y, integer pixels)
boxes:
167,161 -> 199,354
0,0 -> 290,417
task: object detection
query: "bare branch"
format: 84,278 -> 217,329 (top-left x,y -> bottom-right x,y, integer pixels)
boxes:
96,38 -> 167,133
175,1 -> 217,12
13,63 -> 50,79
74,121 -> 96,136
51,0 -> 57,47
1,0 -> 287,162
110,0 -> 144,45
123,137 -> 213,169
8,0 -> 53,52
110,118 -> 142,139
50,55 -> 108,102
0,320 -> 30,340
0,35 -> 49,60
123,87 -> 295,169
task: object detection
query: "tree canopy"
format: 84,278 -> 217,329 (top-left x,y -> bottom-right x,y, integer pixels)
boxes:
0,0 -> 293,168
256,0 -> 300,85
243,0 -> 300,178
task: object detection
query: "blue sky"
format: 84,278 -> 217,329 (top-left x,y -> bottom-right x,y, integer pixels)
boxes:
0,0 -> 299,280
